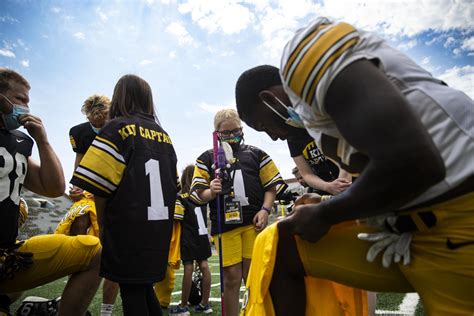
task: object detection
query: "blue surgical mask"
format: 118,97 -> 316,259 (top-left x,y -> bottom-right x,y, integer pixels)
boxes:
0,94 -> 30,130
90,123 -> 101,134
262,96 -> 305,129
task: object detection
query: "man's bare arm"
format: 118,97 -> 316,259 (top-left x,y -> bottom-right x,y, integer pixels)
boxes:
319,59 -> 445,223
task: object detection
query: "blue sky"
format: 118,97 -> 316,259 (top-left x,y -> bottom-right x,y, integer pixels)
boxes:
1,0 -> 473,184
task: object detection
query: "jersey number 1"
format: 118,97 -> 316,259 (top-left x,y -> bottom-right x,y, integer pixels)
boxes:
145,159 -> 169,221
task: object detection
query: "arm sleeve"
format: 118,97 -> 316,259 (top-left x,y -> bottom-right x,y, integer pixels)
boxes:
189,151 -> 213,205
258,148 -> 288,195
70,120 -> 127,198
174,195 -> 185,221
280,18 -> 360,114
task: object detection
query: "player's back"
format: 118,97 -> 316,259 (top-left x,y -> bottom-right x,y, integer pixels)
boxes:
71,112 -> 178,283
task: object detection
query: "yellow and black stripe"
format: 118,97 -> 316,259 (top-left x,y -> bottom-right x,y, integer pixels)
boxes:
174,196 -> 185,220
283,22 -> 359,107
73,136 -> 126,196
259,155 -> 287,194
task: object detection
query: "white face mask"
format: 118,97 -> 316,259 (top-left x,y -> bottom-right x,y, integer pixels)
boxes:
261,96 -> 305,129
90,123 -> 101,134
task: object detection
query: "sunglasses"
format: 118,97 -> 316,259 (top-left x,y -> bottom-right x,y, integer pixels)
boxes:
217,127 -> 243,137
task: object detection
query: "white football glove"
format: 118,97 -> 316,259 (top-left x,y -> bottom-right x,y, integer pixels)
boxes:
358,231 -> 412,268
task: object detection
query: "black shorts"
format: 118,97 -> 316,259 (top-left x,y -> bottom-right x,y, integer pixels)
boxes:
181,231 -> 212,264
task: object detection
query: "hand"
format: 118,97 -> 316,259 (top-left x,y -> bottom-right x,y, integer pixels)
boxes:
279,203 -> 331,243
69,185 -> 84,202
358,231 -> 412,268
209,178 -> 222,197
324,178 -> 351,195
253,210 -> 269,232
0,241 -> 34,281
18,114 -> 48,143
294,193 -> 322,207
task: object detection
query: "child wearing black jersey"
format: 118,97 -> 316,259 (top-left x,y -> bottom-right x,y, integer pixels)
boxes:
71,74 -> 178,316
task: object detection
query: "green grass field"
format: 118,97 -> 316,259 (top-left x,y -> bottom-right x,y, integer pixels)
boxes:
10,254 -> 425,316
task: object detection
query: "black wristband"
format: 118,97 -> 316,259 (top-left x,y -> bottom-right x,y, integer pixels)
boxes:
261,206 -> 272,214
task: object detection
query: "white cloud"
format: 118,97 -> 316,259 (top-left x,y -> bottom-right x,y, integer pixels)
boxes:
144,0 -> 174,6
318,0 -> 474,37
165,22 -> 195,46
20,60 -> 29,67
51,7 -> 61,13
139,59 -> 153,66
73,32 -> 85,40
437,65 -> 474,99
0,49 -> 15,58
0,15 -> 19,23
96,7 -> 108,22
421,56 -> 431,66
461,36 -> 474,52
444,36 -> 455,48
397,39 -> 417,51
198,101 -> 230,113
425,37 -> 439,46
169,51 -> 177,59
178,0 -> 254,34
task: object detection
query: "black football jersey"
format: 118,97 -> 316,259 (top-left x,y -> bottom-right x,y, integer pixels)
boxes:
190,144 -> 287,235
176,193 -> 211,262
69,122 -> 97,154
287,130 -> 340,185
0,129 -> 33,247
70,112 -> 178,283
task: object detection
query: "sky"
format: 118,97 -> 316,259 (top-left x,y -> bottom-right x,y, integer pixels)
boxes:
1,0 -> 473,185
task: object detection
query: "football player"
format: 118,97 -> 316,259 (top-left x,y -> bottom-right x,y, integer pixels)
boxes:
66,95 -> 120,316
235,17 -> 474,315
190,109 -> 287,316
71,74 -> 178,316
0,68 -> 101,316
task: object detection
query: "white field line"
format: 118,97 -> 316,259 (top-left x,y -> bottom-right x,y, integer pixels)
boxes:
375,311 -> 413,315
399,293 -> 419,314
375,293 -> 419,316
171,283 -> 245,296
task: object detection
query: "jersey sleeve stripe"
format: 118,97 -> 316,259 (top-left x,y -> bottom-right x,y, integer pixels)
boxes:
73,172 -> 112,194
195,161 -> 209,173
174,200 -> 185,219
303,35 -> 359,106
283,22 -> 358,99
76,166 -> 117,191
282,23 -> 330,78
92,139 -> 125,163
189,191 -> 205,205
259,155 -> 272,168
80,147 -> 125,186
95,136 -> 120,152
259,158 -> 285,188
276,183 -> 288,195
262,174 -> 285,189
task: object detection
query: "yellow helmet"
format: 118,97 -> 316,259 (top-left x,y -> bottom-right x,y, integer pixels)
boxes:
18,198 -> 29,227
